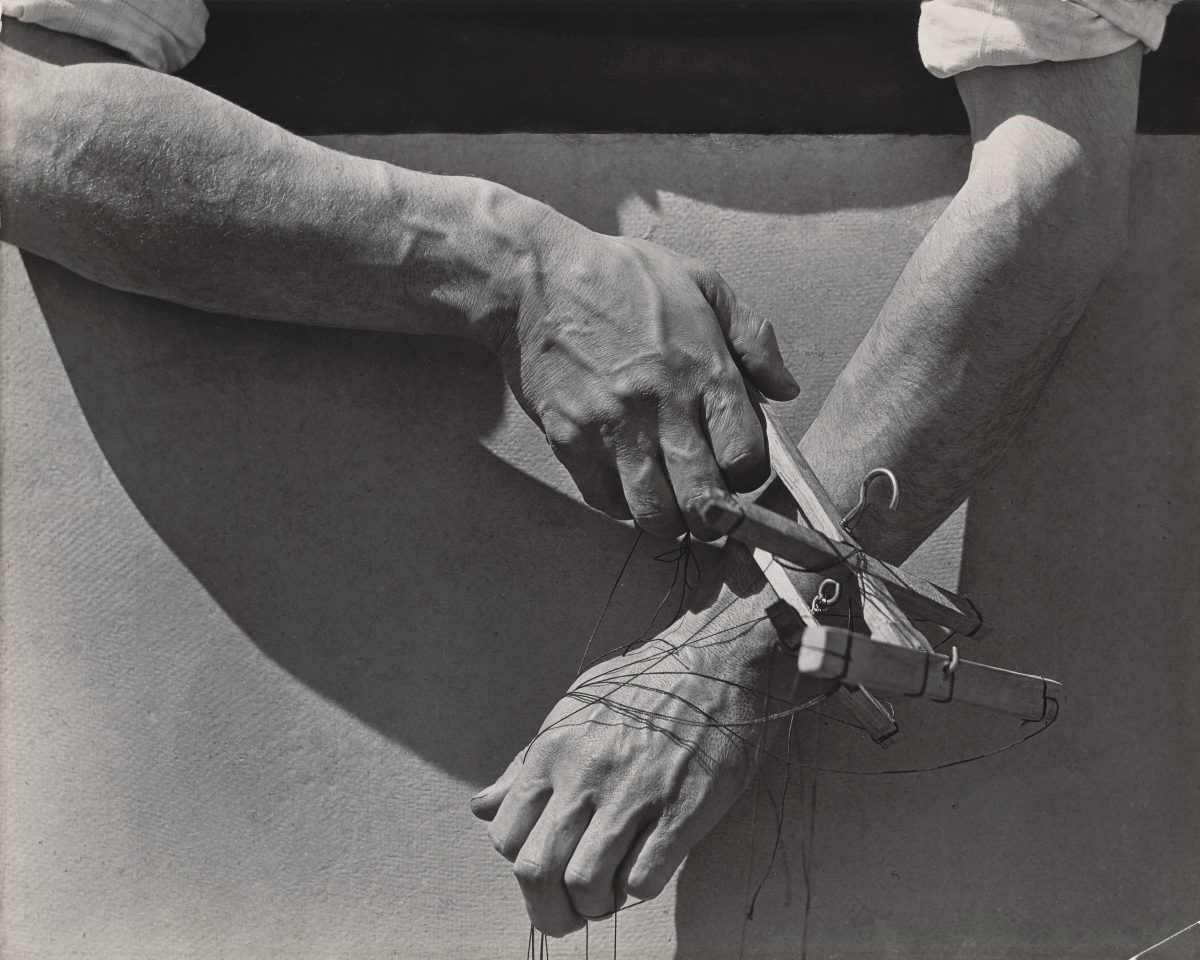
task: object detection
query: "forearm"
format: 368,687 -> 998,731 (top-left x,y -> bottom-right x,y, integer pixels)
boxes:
801,51 -> 1139,563
669,52 -> 1141,637
0,22 -> 543,341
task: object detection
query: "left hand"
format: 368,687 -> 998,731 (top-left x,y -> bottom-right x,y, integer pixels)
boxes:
470,613 -> 799,937
494,220 -> 801,541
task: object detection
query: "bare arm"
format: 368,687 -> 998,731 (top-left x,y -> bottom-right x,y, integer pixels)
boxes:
475,46 -> 1142,936
0,23 -> 536,338
0,19 -> 800,536
804,47 -> 1140,559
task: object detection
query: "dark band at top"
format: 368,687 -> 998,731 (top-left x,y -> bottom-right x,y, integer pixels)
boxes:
181,1 -> 1198,135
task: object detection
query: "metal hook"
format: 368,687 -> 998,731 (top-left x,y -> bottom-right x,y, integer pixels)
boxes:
943,645 -> 960,675
841,467 -> 901,533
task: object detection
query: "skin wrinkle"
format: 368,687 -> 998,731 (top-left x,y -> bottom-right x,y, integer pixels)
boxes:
479,46 -> 1142,938
3,42 -> 506,334
2,27 -> 819,946
10,15 -> 795,543
823,93 -> 1133,556
3,17 -> 1146,940
494,226 -> 796,535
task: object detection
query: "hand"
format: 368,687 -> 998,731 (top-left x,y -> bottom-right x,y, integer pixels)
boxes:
498,218 -> 800,540
470,612 -> 804,937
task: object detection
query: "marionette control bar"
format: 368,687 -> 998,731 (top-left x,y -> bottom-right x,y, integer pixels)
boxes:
698,489 -> 987,639
767,602 -> 1061,721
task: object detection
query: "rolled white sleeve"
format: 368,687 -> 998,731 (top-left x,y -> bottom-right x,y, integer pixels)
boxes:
0,0 -> 208,71
919,0 -> 1180,78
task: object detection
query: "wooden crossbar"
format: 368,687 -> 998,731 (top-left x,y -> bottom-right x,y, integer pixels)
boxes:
697,492 -> 987,638
796,623 -> 1061,721
745,405 -> 944,743
707,404 -> 1056,728
758,409 -> 934,656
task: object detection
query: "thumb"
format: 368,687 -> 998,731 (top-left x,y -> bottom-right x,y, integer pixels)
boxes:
469,751 -> 525,821
697,270 -> 801,402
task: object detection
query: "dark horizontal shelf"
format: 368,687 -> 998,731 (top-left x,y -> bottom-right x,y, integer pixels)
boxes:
180,1 -> 1199,134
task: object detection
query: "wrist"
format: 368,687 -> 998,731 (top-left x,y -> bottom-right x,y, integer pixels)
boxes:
362,167 -> 567,344
439,175 -> 573,352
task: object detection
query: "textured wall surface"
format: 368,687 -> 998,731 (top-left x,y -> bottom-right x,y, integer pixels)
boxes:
2,134 -> 1197,959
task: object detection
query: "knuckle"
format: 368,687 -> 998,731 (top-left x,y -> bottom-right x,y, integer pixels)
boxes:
612,366 -> 667,407
720,443 -> 768,482
678,486 -> 719,514
541,412 -> 590,458
488,828 -> 522,863
726,300 -> 758,337
703,361 -> 744,398
701,271 -> 734,316
624,867 -> 668,902
512,856 -> 553,887
693,263 -> 724,289
580,490 -> 631,520
607,241 -> 656,285
631,508 -> 685,540
722,437 -> 765,467
581,394 -> 635,436
706,365 -> 744,397
676,257 -> 709,287
677,493 -> 723,541
544,421 -> 586,453
562,864 -> 599,898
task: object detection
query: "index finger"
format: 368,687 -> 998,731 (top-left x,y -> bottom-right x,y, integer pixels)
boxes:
692,268 -> 800,402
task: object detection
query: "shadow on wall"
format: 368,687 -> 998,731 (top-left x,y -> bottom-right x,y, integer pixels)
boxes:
21,137 -> 1199,958
20,140 -> 968,789
23,251 -> 701,784
325,132 -> 973,238
669,145 -> 1200,958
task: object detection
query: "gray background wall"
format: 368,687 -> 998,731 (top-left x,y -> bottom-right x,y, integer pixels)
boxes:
2,133 -> 1197,959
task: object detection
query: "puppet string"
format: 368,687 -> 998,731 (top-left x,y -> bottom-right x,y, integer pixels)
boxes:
744,707 -> 798,922
564,669 -> 1060,778
578,529 -> 644,674
560,554 -> 1039,777
737,643 -> 776,955
546,539 -> 1056,774
578,531 -> 706,675
555,646 -> 1059,779
521,532 -> 1057,957
798,704 -> 821,960
552,541 -> 1056,776
529,596 -> 777,756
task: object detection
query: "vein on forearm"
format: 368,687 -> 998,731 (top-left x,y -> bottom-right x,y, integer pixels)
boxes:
0,22 -> 539,339
801,49 -> 1140,563
838,200 -> 1094,535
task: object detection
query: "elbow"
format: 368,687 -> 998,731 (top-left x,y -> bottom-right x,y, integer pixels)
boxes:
957,49 -> 1143,287
968,116 -> 1133,292
0,38 -> 55,246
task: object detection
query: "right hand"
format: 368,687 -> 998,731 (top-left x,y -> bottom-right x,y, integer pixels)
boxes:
497,216 -> 801,540
470,613 -> 787,936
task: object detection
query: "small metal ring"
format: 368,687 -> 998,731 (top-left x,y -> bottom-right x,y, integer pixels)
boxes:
943,645 -> 960,675
810,578 -> 842,615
